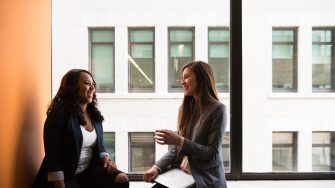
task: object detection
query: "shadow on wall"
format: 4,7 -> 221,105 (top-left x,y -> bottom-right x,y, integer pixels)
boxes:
0,0 -> 51,188
13,97 -> 45,188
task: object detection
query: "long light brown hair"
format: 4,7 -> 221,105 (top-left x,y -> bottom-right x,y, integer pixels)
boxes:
177,61 -> 220,136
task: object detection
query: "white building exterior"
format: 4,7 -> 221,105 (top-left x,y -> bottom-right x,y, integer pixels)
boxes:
52,0 -> 335,174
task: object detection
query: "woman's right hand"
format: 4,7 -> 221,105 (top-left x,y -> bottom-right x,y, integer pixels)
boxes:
143,166 -> 159,183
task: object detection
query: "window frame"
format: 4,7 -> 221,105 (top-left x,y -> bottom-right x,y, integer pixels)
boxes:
128,27 -> 156,93
272,132 -> 298,172
272,27 -> 298,92
168,27 -> 195,92
208,27 -> 230,93
128,132 -> 155,173
88,27 -> 115,93
229,0 -> 334,180
312,27 -> 335,92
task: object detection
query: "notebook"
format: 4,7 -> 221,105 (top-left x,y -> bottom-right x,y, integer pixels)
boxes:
154,168 -> 195,188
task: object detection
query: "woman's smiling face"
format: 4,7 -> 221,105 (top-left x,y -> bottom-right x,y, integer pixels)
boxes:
77,72 -> 95,104
181,67 -> 198,97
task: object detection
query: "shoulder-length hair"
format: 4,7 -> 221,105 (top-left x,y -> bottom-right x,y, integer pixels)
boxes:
48,69 -> 104,124
177,61 -> 220,136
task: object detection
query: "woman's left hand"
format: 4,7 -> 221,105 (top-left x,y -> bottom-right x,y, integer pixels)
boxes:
154,129 -> 181,146
102,156 -> 117,174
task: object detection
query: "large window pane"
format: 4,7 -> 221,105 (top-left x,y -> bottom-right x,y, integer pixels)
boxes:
103,132 -> 115,161
209,28 -> 230,92
272,132 -> 297,172
129,132 -> 155,173
312,132 -> 335,171
222,132 -> 231,173
312,28 -> 335,91
129,28 -> 155,92
168,28 -> 194,92
90,29 -> 115,93
272,28 -> 297,91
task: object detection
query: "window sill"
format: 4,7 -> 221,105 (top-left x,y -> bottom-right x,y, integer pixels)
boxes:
268,93 -> 335,99
130,180 -> 335,188
96,93 -> 230,99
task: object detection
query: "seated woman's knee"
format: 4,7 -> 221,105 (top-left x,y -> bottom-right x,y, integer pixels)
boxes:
114,173 -> 129,183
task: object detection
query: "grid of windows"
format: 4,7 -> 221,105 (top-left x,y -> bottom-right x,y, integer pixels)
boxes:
168,27 -> 195,92
103,132 -> 115,161
89,29 -> 115,93
129,132 -> 155,173
128,28 -> 155,92
208,27 -> 230,92
312,28 -> 335,91
272,132 -> 297,172
272,28 -> 298,92
312,132 -> 335,171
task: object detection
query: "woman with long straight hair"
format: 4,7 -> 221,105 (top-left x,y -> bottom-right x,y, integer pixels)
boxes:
144,61 -> 228,188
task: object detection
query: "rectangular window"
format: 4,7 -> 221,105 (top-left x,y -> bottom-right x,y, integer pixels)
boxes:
89,29 -> 115,93
208,27 -> 230,92
272,28 -> 297,92
312,28 -> 335,91
312,132 -> 335,171
129,132 -> 155,173
272,132 -> 297,171
222,132 -> 231,173
103,132 -> 115,161
128,28 -> 155,92
168,27 -> 194,92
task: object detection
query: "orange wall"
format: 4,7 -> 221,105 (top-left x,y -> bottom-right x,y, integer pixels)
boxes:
0,0 -> 51,188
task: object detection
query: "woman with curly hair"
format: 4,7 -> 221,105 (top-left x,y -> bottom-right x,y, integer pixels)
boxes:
32,69 -> 128,188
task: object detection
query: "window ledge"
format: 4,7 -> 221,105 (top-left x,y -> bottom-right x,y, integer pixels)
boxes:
130,180 -> 335,188
96,93 -> 230,99
268,93 -> 335,99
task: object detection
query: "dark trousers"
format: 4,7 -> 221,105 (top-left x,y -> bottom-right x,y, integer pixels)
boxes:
66,163 -> 129,188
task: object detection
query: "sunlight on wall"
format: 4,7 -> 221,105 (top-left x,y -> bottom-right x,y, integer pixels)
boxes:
0,0 -> 51,188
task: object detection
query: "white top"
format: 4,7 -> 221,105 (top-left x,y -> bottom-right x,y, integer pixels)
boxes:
75,125 -> 97,174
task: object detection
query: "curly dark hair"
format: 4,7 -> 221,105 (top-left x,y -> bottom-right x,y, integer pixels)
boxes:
47,69 -> 104,124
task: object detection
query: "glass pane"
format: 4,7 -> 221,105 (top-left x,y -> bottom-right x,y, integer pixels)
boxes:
209,29 -> 229,42
272,30 -> 294,42
222,132 -> 231,173
312,132 -> 334,171
129,57 -> 154,91
312,30 -> 332,42
129,133 -> 155,173
130,30 -> 154,42
272,45 -> 293,59
92,44 -> 114,92
312,44 -> 332,90
131,45 -> 153,58
272,132 -> 297,172
103,132 -> 115,161
92,30 -> 114,42
170,30 -> 193,42
170,44 -> 192,57
210,45 -> 229,58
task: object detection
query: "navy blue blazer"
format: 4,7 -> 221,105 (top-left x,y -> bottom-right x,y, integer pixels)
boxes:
32,104 -> 107,188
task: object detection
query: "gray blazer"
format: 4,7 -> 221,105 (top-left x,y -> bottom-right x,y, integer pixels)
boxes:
156,102 -> 227,188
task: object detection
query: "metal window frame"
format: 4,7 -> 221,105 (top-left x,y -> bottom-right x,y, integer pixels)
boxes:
88,27 -> 115,93
272,27 -> 298,92
167,27 -> 195,92
312,27 -> 335,92
128,27 -> 156,93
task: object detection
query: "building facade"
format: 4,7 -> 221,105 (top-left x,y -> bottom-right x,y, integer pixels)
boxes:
52,0 -> 335,174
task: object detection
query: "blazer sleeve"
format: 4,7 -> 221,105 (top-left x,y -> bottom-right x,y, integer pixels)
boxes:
180,104 -> 227,161
43,106 -> 68,181
155,144 -> 179,172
